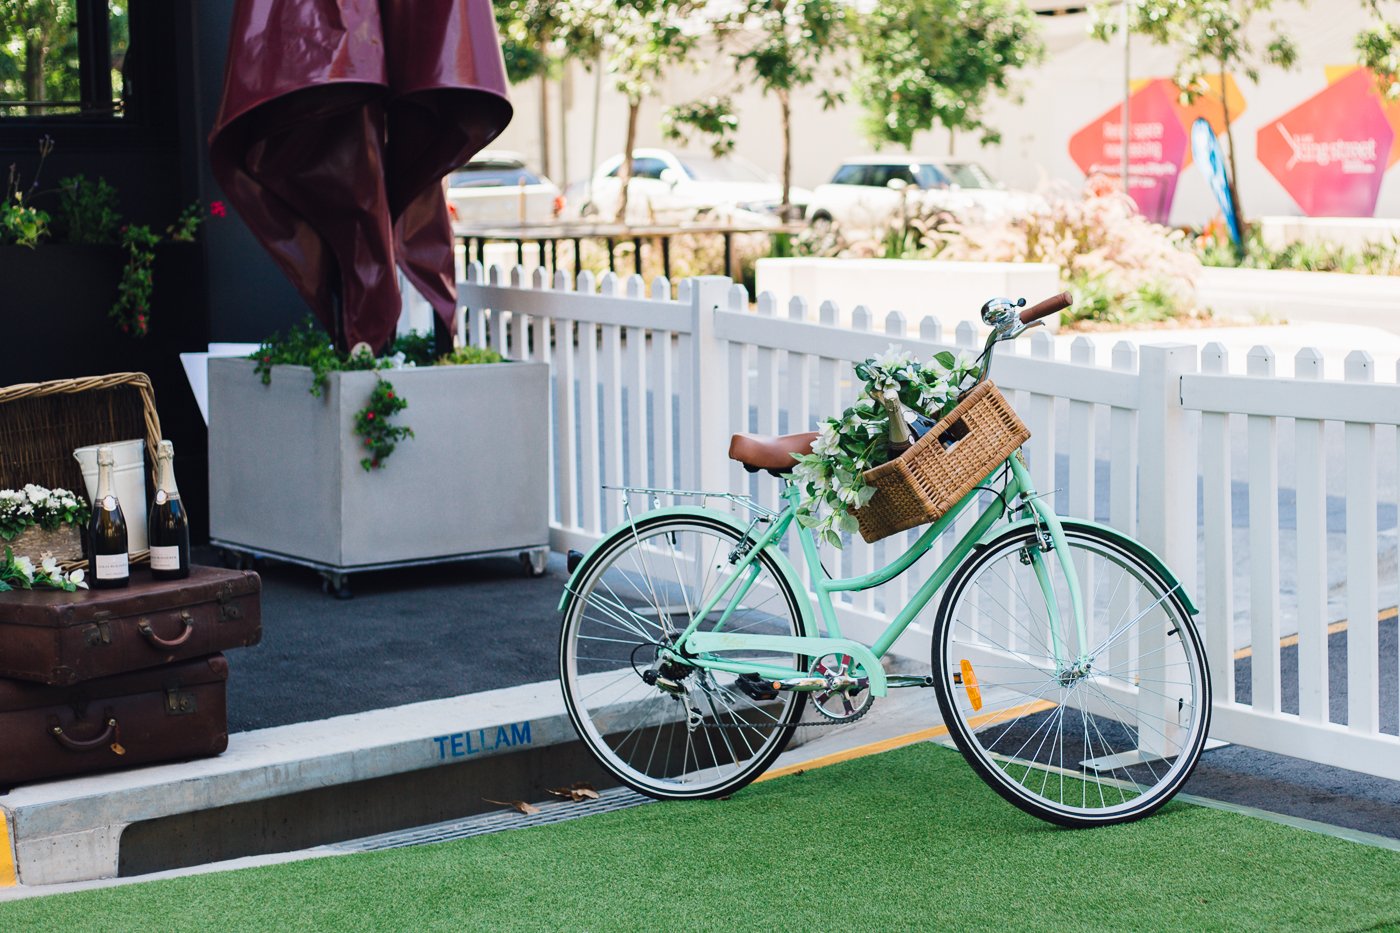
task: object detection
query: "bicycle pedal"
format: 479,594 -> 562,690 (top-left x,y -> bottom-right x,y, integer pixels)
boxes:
733,672 -> 780,701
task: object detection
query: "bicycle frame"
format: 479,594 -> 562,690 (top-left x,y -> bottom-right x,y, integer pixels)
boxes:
663,450 -> 1088,696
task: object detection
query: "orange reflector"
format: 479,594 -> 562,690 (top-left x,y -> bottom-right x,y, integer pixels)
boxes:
960,659 -> 982,711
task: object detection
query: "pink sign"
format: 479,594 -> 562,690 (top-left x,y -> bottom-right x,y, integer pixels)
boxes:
1256,69 -> 1395,217
1068,80 -> 1190,223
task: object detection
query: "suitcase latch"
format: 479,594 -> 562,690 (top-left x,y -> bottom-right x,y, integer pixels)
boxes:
83,621 -> 112,647
217,584 -> 242,622
165,688 -> 198,715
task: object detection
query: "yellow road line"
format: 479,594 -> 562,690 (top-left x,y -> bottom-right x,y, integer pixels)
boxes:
757,698 -> 1057,783
0,809 -> 16,887
1233,606 -> 1397,661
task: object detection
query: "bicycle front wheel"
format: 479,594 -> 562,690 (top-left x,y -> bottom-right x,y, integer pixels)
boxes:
560,514 -> 808,800
932,523 -> 1210,827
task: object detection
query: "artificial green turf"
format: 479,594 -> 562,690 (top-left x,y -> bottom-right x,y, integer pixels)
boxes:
4,743 -> 1400,932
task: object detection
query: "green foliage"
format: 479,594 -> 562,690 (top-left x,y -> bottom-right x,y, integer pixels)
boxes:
354,378 -> 413,472
0,1 -> 79,108
493,0 -> 569,84
437,345 -> 507,366
388,330 -> 438,367
0,484 -> 89,541
1,134 -> 54,247
0,546 -> 86,592
55,175 -> 121,244
0,193 -> 49,246
1357,0 -> 1400,100
660,96 -> 738,156
250,316 -> 385,397
110,223 -> 159,337
1196,225 -> 1400,275
1063,274 -> 1178,326
855,0 -> 1042,148
792,349 -> 982,547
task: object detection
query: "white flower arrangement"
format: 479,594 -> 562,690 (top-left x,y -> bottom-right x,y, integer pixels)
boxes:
0,546 -> 87,592
0,484 -> 91,542
791,346 -> 982,548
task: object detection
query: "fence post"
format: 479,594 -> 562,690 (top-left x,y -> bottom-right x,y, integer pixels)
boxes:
688,276 -> 734,492
1136,344 -> 1198,595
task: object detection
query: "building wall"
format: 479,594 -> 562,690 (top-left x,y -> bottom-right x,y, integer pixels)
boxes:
493,5 -> 1399,226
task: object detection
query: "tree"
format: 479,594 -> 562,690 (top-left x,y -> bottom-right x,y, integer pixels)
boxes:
561,0 -> 705,223
1091,0 -> 1301,223
854,0 -> 1042,151
721,1 -> 852,218
0,1 -> 76,108
1356,1 -> 1400,100
493,1 -> 565,178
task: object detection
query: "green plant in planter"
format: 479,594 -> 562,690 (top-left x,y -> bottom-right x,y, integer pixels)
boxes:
1,136 -> 212,337
251,317 -> 505,472
0,485 -> 91,543
0,547 -> 88,592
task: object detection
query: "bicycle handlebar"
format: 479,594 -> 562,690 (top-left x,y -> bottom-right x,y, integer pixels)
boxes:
1019,291 -> 1073,325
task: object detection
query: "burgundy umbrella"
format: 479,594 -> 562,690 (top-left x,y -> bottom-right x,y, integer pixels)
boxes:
209,0 -> 512,351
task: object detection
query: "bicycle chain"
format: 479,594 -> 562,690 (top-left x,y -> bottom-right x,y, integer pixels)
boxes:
686,688 -> 875,728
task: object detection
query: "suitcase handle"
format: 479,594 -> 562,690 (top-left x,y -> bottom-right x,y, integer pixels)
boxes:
139,613 -> 195,648
50,717 -> 119,752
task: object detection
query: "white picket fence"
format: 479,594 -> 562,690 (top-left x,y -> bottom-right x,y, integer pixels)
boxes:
458,264 -> 1400,781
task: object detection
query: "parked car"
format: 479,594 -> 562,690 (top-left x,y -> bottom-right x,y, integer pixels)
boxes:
446,151 -> 562,227
805,156 -> 1041,233
564,148 -> 810,224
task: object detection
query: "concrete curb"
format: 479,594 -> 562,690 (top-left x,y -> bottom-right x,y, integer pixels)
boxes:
0,679 -> 570,886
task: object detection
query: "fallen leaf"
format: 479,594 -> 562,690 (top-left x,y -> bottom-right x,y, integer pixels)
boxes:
570,782 -> 600,800
483,797 -> 541,815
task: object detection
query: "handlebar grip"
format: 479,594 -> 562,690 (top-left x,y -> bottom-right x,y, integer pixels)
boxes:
1019,291 -> 1073,325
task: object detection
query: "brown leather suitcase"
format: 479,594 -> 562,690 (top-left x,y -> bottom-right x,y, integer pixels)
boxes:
0,654 -> 229,787
0,565 -> 260,685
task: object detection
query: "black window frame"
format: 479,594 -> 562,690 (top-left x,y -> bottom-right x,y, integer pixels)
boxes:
0,1 -> 174,149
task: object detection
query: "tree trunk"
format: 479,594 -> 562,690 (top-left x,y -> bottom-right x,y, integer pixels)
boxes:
1219,62 -> 1245,231
538,43 -> 552,179
779,88 -> 793,219
24,39 -> 48,105
616,100 -> 640,224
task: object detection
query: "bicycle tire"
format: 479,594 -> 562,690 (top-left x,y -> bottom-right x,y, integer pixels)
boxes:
560,513 -> 808,800
932,522 -> 1211,827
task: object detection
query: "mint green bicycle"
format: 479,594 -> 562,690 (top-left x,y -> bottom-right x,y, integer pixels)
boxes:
559,293 -> 1211,827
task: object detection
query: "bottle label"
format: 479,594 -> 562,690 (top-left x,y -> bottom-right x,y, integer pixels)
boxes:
155,490 -> 168,505
101,495 -> 118,512
94,552 -> 129,579
150,545 -> 181,571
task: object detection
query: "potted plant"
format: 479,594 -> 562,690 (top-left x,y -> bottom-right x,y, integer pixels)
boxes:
206,320 -> 550,597
1,136 -> 213,343
0,485 -> 91,564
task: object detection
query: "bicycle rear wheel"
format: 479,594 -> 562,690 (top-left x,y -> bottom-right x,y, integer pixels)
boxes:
560,514 -> 808,800
932,522 -> 1210,827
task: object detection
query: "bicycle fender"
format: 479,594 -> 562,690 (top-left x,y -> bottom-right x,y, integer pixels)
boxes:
556,506 -> 820,636
974,517 -> 1199,615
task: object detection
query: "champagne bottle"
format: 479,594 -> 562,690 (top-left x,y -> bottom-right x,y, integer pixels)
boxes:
148,439 -> 191,580
879,389 -> 914,458
88,446 -> 130,589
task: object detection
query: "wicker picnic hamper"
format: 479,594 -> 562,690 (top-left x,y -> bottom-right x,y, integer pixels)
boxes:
853,381 -> 1030,544
0,372 -> 163,566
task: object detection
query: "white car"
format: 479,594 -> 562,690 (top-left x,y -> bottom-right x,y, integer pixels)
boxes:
446,151 -> 562,227
565,149 -> 810,224
805,156 -> 1040,233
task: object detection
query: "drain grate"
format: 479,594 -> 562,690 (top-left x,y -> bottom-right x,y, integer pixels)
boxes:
324,787 -> 654,853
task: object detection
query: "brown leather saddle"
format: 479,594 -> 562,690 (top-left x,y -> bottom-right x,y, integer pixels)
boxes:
727,431 -> 819,476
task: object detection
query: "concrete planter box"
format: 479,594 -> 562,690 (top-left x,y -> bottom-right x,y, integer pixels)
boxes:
1198,266 -> 1400,336
207,357 -> 549,585
754,259 -> 1063,332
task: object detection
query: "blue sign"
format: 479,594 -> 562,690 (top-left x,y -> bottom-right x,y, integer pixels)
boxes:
1190,118 -> 1243,251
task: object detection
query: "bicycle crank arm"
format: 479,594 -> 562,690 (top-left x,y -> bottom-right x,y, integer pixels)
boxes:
770,673 -> 864,693
683,632 -> 888,696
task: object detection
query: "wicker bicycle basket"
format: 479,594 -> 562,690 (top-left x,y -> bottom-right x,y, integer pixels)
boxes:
0,372 -> 162,568
853,381 -> 1030,544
